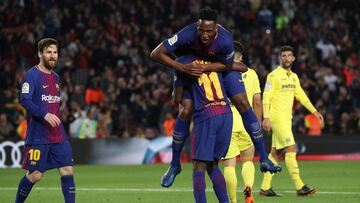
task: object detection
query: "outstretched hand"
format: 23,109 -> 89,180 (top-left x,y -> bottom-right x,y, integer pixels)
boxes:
260,158 -> 282,174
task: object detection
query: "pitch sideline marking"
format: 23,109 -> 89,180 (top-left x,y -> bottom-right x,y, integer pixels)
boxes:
0,187 -> 359,195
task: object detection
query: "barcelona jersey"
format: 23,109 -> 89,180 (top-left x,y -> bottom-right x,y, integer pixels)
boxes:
176,55 -> 231,123
163,23 -> 234,64
20,66 -> 67,144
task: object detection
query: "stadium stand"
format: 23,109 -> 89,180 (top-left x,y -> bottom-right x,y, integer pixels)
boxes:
0,0 -> 359,139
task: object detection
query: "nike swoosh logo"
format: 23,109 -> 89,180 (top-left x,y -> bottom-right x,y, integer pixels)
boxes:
42,85 -> 49,88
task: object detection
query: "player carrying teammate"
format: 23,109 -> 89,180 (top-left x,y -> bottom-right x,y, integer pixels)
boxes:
150,8 -> 281,188
176,55 -> 232,203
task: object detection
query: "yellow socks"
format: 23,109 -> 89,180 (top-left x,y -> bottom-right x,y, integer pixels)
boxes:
224,166 -> 237,203
241,161 -> 255,187
285,152 -> 304,190
261,154 -> 278,190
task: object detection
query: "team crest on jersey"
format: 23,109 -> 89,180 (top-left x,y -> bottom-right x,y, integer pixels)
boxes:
22,82 -> 30,93
168,34 -> 178,46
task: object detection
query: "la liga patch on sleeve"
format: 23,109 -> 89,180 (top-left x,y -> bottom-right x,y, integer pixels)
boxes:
168,34 -> 178,46
22,82 -> 30,93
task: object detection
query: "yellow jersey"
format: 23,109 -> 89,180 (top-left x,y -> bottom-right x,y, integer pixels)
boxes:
263,66 -> 316,121
231,68 -> 261,132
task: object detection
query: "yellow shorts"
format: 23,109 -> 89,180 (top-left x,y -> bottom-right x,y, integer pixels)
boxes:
270,119 -> 295,150
224,130 -> 253,159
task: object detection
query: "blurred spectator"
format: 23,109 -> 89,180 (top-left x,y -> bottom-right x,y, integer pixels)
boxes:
0,113 -> 15,140
97,107 -> 112,138
77,109 -> 97,139
315,35 -> 336,60
162,112 -> 175,136
85,78 -> 104,105
304,113 -> 324,136
0,0 -> 359,138
16,115 -> 27,140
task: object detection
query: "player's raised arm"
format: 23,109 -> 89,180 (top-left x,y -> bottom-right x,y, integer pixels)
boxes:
150,23 -> 203,76
150,43 -> 201,76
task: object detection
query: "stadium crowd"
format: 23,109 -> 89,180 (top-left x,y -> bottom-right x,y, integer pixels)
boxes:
0,0 -> 359,140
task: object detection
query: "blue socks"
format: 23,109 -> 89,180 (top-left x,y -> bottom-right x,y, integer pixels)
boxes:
15,176 -> 34,203
15,175 -> 75,203
61,175 -> 76,203
208,167 -> 229,203
171,119 -> 190,166
240,107 -> 268,161
193,171 -> 206,203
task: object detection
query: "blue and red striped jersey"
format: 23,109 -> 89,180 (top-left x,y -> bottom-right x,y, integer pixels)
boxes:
163,23 -> 234,64
20,66 -> 67,144
176,55 -> 231,123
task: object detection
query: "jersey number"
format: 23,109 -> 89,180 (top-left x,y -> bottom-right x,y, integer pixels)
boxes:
198,72 -> 224,101
29,149 -> 41,161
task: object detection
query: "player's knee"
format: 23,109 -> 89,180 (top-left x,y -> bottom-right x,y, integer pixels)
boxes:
179,101 -> 193,121
231,93 -> 250,112
59,166 -> 74,176
193,161 -> 207,172
179,108 -> 192,120
286,144 -> 297,153
241,147 -> 255,162
223,158 -> 236,167
28,171 -> 44,183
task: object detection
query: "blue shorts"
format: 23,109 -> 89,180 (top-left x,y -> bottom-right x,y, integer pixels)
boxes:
191,113 -> 233,161
173,71 -> 192,99
22,140 -> 73,172
222,71 -> 246,97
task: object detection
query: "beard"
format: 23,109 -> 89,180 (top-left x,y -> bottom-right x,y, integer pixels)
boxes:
282,62 -> 293,69
43,58 -> 57,70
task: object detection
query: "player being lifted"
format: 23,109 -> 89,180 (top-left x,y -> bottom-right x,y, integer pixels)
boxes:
223,41 -> 260,203
260,45 -> 324,197
15,38 -> 75,203
150,8 -> 281,188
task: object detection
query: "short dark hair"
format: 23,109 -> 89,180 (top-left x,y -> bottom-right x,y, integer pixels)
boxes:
280,45 -> 294,54
234,41 -> 244,55
38,38 -> 58,53
199,8 -> 217,22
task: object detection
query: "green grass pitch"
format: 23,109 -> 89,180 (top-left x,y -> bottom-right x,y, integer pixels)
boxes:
1,160 -> 360,202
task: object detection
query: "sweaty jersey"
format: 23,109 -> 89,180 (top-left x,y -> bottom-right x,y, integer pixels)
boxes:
163,23 -> 234,64
176,55 -> 231,123
20,66 -> 67,144
263,66 -> 317,121
231,68 -> 261,132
